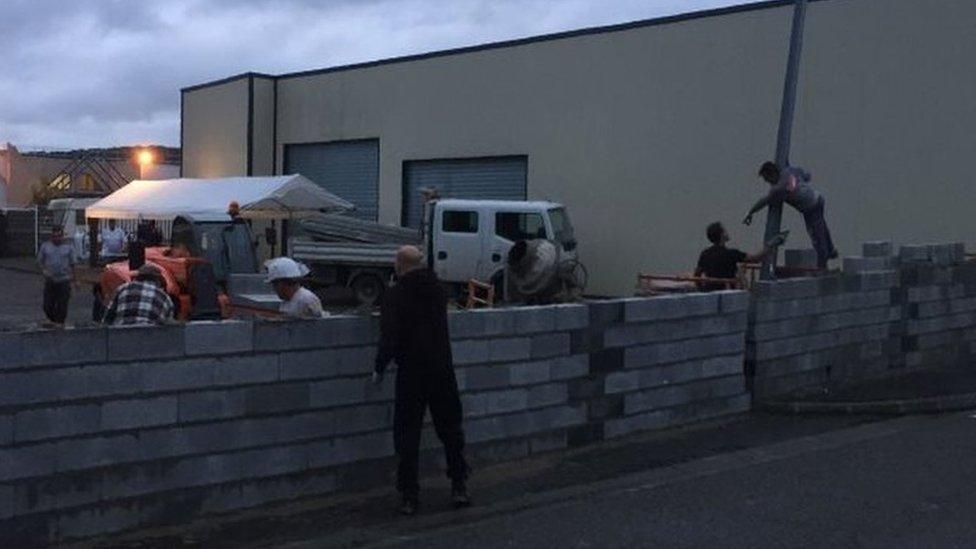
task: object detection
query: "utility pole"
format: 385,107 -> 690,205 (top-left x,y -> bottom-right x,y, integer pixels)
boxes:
760,0 -> 809,280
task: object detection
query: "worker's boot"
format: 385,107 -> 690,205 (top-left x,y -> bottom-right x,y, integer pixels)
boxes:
451,481 -> 471,508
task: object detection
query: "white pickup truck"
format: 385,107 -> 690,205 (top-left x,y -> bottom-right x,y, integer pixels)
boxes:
290,199 -> 578,304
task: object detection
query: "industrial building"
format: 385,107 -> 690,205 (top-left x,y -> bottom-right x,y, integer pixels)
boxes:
181,0 -> 976,294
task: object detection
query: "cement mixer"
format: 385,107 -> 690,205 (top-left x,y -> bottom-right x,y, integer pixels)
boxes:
504,239 -> 587,304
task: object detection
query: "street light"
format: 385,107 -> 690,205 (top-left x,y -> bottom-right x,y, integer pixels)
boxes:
137,148 -> 154,179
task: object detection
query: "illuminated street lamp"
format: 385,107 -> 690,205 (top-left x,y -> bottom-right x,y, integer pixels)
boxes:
137,147 -> 154,179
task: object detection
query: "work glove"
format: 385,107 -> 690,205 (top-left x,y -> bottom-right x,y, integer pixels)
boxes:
742,214 -> 753,226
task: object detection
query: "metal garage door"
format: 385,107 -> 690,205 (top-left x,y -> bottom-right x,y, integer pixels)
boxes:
284,139 -> 379,221
401,156 -> 527,228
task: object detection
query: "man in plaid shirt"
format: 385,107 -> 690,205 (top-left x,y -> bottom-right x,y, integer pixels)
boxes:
103,264 -> 175,325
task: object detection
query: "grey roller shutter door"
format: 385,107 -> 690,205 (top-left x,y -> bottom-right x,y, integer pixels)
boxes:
284,140 -> 379,221
402,156 -> 527,228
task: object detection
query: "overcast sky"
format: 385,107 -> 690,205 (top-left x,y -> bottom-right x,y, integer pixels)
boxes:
0,0 -> 750,150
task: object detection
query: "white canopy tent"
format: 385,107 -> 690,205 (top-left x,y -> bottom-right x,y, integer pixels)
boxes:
85,175 -> 354,222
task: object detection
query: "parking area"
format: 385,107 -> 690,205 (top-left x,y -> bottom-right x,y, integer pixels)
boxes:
0,257 -> 95,330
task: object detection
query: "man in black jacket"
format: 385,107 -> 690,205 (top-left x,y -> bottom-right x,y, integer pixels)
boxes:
373,245 -> 469,515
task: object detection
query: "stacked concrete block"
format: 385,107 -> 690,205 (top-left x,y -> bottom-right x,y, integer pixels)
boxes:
784,248 -> 818,269
593,291 -> 751,440
0,304 -> 595,544
897,242 -> 976,369
747,271 -> 900,400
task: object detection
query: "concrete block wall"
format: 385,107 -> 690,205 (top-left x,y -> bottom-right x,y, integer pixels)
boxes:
0,297 -> 747,544
577,291 -> 751,441
895,242 -> 976,369
746,268 -> 901,400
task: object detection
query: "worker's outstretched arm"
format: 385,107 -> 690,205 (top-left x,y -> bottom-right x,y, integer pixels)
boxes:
743,196 -> 771,225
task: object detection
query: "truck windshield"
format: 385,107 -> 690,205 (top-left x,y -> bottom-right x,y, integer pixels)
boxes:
548,208 -> 576,247
196,222 -> 258,281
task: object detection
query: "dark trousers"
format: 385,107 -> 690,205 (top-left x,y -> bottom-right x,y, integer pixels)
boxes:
43,280 -> 71,324
394,368 -> 468,498
802,197 -> 837,269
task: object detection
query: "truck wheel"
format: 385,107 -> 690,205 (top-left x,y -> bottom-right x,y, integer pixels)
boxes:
350,273 -> 385,306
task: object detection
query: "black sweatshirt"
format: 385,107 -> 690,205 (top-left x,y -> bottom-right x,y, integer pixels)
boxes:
374,268 -> 453,375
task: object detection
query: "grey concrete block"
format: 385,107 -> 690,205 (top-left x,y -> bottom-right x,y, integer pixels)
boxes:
14,404 -> 101,442
0,367 -> 89,406
624,294 -> 720,323
486,389 -> 529,414
717,291 -> 750,313
624,376 -> 744,415
930,244 -> 956,266
586,299 -> 624,327
862,241 -> 894,258
530,432 -> 568,454
101,396 -> 177,431
509,360 -> 551,386
605,371 -> 640,394
142,358 -> 216,392
22,327 -> 107,366
604,409 -> 669,439
0,333 -> 24,370
551,354 -> 589,380
751,290 -> 891,322
244,383 -> 310,415
490,337 -> 533,362
605,312 -> 746,348
754,277 -> 821,300
462,392 -> 489,417
950,242 -> 967,264
254,316 -> 378,351
553,303 -> 589,331
308,431 -> 394,468
213,355 -> 279,386
178,390 -> 246,422
0,415 -> 11,446
899,244 -> 931,263
458,365 -> 510,391
843,257 -> 892,274
280,346 -> 374,380
624,333 -> 745,369
107,325 -> 185,362
637,355 -> 743,390
528,383 -> 568,408
86,362 -> 145,399
451,339 -> 490,366
0,442 -> 59,481
530,333 -> 570,359
512,306 -> 557,333
448,310 -> 487,339
750,306 -> 892,342
56,433 -> 141,473
311,376 -> 392,408
856,270 -> 898,290
784,248 -> 818,268
185,320 -> 254,356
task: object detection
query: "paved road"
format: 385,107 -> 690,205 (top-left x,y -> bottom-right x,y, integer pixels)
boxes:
0,263 -> 94,329
370,413 -> 976,549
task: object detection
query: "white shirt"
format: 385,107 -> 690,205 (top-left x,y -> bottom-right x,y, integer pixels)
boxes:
279,287 -> 326,319
100,226 -> 126,256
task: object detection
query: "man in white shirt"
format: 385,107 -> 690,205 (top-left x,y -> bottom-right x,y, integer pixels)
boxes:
264,257 -> 326,318
100,219 -> 127,258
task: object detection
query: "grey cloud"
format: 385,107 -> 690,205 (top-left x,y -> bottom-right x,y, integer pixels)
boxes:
0,0 -> 744,149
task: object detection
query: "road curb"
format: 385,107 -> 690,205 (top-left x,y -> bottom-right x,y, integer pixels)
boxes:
759,391 -> 976,415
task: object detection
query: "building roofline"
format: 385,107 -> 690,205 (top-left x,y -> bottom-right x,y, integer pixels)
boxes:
181,71 -> 275,93
183,0 -> 820,93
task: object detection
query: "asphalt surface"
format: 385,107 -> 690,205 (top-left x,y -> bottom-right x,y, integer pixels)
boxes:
0,259 -> 95,329
370,412 -> 976,549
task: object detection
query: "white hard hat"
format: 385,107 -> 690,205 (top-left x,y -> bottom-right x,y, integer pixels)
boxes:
264,257 -> 311,282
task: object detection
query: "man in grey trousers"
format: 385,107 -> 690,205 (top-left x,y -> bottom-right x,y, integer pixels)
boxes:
36,226 -> 77,325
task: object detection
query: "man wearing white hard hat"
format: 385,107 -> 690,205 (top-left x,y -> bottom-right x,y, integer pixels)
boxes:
264,257 -> 326,319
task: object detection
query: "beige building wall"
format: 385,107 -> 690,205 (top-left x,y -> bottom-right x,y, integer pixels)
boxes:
182,78 -> 249,178
251,76 -> 276,176
187,0 -> 976,294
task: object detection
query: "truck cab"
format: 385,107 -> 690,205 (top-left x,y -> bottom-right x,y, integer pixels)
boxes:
426,199 -> 577,287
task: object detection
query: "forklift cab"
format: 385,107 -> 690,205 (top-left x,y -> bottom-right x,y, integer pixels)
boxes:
170,215 -> 259,283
